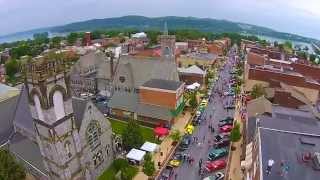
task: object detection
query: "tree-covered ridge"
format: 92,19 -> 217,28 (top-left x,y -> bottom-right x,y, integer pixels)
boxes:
50,16 -> 316,43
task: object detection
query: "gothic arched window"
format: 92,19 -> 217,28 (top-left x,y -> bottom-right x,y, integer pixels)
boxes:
53,91 -> 66,120
86,121 -> 101,151
163,46 -> 171,56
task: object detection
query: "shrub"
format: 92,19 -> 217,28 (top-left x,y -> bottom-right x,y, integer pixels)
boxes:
113,158 -> 129,171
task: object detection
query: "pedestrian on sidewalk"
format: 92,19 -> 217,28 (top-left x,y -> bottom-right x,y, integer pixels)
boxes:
175,173 -> 178,180
203,136 -> 206,143
266,159 -> 275,175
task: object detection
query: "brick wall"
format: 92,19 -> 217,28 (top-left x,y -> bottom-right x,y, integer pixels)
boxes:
139,88 -> 177,109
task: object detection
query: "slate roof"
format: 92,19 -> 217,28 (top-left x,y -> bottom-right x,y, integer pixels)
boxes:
72,97 -> 88,130
142,79 -> 183,91
13,86 -> 35,139
113,55 -> 179,88
178,65 -> 206,76
136,104 -> 172,121
9,133 -> 48,177
108,92 -> 138,112
0,96 -> 18,145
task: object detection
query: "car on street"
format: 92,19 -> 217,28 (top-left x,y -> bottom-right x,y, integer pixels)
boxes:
220,125 -> 233,133
204,160 -> 227,173
218,120 -> 233,127
220,117 -> 234,122
224,104 -> 235,109
169,159 -> 181,167
214,134 -> 230,142
203,172 -> 225,180
179,135 -> 192,150
208,148 -> 228,161
214,139 -> 230,148
159,165 -> 174,180
200,99 -> 208,107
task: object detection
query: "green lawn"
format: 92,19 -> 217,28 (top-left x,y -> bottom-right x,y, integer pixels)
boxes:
108,118 -> 160,144
98,161 -> 138,180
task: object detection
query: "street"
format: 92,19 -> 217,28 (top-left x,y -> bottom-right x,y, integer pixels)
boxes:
172,48 -> 238,180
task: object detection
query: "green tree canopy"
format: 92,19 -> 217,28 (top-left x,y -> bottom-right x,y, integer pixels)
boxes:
251,84 -> 266,99
67,32 -> 79,45
230,122 -> 241,142
143,153 -> 155,176
5,59 -> 19,78
189,91 -> 198,109
0,149 -> 26,180
169,129 -> 182,142
121,119 -> 144,151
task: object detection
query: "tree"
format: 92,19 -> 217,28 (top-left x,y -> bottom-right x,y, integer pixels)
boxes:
51,36 -> 63,49
121,119 -> 144,151
67,32 -> 79,45
310,54 -> 317,62
33,32 -> 49,44
189,91 -> 198,109
0,149 -> 26,180
169,129 -> 182,142
230,122 -> 241,142
143,153 -> 155,176
5,59 -> 19,78
251,84 -> 266,99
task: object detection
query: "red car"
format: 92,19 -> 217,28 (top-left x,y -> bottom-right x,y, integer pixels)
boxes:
220,125 -> 233,133
204,160 -> 226,172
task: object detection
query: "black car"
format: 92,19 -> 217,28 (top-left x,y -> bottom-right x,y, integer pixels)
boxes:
218,121 -> 233,127
220,117 -> 234,122
214,139 -> 230,148
159,165 -> 174,180
214,134 -> 230,142
224,105 -> 235,109
179,135 -> 192,150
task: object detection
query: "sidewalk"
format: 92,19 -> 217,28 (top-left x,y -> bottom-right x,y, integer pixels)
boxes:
133,111 -> 192,180
226,98 -> 244,180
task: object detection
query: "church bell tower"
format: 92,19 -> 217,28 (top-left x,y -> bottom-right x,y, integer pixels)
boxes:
24,57 -> 84,180
160,22 -> 176,60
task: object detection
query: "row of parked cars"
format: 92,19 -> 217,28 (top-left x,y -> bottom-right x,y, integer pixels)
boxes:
201,117 -> 234,179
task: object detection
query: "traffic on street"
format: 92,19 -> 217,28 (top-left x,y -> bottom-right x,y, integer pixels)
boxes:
159,47 -> 239,180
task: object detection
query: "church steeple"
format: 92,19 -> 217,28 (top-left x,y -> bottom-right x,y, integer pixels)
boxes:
164,21 -> 168,35
159,22 -> 176,60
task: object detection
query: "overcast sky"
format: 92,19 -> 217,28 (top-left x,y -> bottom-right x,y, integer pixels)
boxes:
1,0 -> 320,39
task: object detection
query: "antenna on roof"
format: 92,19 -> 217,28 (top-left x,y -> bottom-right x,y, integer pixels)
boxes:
164,21 -> 168,35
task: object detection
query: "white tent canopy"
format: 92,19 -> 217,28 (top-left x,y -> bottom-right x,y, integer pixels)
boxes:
186,84 -> 196,90
192,82 -> 201,88
126,148 -> 146,162
140,142 -> 159,153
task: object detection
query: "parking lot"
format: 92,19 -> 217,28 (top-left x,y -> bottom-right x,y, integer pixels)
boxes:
159,48 -> 238,180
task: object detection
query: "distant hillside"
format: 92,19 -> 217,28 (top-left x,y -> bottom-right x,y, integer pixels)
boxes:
0,16 -> 318,43
51,16 -> 317,43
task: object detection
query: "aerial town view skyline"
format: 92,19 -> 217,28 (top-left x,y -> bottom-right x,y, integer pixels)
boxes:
1,1 -> 320,180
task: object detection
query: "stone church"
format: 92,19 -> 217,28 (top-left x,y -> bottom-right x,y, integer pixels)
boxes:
0,57 -> 116,180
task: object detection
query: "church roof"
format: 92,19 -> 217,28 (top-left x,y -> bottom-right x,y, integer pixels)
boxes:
142,79 -> 183,91
13,86 -> 35,139
178,65 -> 206,75
9,133 -> 48,177
0,95 -> 18,145
72,97 -> 88,130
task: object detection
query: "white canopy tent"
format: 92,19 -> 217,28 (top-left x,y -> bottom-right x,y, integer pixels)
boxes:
186,84 -> 196,90
140,142 -> 159,153
126,148 -> 146,162
192,82 -> 201,88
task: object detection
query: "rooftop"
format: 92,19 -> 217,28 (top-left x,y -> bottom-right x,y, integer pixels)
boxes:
181,53 -> 217,61
141,79 -> 183,91
260,128 -> 320,180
